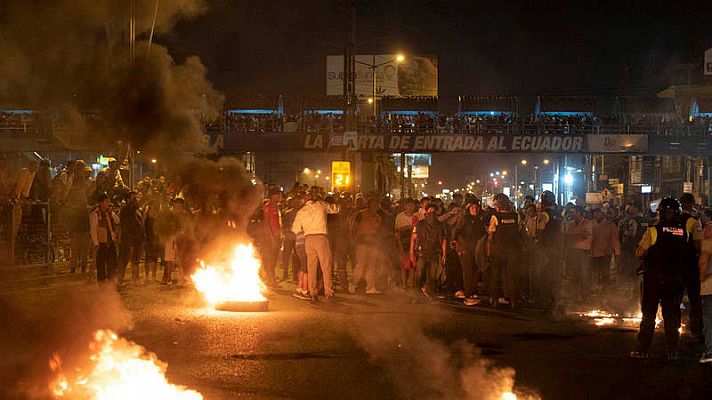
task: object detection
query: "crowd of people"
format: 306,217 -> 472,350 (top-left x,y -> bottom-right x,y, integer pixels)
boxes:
4,109 -> 712,138
245,185 -> 712,364
222,111 -> 712,136
3,152 -> 712,363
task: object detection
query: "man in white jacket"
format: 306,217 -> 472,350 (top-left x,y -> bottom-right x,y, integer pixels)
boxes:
292,192 -> 340,301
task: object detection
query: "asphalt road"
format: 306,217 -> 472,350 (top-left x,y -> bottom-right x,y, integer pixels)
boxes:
2,280 -> 712,400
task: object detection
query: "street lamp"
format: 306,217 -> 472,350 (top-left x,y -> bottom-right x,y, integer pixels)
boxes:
356,53 -> 406,117
543,159 -> 550,165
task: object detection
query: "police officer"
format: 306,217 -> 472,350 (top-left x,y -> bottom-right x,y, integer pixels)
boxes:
487,193 -> 522,309
535,190 -> 563,309
679,193 -> 703,340
630,198 -> 688,360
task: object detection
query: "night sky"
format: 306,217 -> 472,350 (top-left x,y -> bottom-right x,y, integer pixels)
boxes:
165,0 -> 711,187
167,0 -> 711,102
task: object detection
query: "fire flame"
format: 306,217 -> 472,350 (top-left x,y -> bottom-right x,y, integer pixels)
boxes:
575,309 -> 663,329
191,243 -> 267,306
50,329 -> 203,400
577,309 -> 618,318
501,391 -> 518,400
594,317 -> 617,326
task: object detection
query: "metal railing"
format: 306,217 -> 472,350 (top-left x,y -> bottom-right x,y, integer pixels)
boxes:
0,201 -> 78,267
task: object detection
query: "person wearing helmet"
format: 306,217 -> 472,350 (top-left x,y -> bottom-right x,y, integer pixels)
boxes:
630,197 -> 689,360
486,193 -> 522,309
534,190 -> 563,309
679,193 -> 704,341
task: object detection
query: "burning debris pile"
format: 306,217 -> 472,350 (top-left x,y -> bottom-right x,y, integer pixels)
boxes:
50,330 -> 202,400
192,243 -> 269,312
570,308 -> 665,329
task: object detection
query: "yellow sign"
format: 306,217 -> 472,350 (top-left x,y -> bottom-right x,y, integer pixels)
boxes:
332,161 -> 350,174
331,161 -> 351,187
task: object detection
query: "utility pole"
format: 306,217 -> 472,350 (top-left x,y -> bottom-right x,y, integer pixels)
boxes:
343,0 -> 362,191
343,0 -> 356,131
127,0 -> 136,190
400,152 -> 406,199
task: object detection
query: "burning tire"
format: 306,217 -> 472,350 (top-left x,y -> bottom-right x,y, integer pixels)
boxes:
215,300 -> 269,312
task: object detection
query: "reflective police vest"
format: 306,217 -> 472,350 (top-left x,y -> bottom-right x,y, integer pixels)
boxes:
644,220 -> 689,281
492,211 -> 521,254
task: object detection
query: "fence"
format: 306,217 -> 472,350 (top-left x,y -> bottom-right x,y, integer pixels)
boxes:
0,201 -> 74,267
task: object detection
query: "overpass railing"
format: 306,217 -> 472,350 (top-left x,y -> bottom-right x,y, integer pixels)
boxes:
220,122 -> 712,136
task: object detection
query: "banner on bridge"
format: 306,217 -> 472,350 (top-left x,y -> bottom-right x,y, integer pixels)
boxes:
223,133 -> 653,153
305,133 -> 585,152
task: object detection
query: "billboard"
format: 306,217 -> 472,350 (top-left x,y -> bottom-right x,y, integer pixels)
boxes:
587,134 -> 648,153
326,54 -> 438,96
706,48 -> 712,76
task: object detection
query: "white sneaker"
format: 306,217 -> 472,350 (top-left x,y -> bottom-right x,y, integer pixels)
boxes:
497,297 -> 510,305
464,297 -> 480,306
365,288 -> 382,295
700,352 -> 712,364
348,283 -> 356,294
454,290 -> 465,299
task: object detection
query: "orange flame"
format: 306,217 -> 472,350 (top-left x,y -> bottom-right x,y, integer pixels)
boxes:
191,243 -> 267,306
50,329 -> 203,399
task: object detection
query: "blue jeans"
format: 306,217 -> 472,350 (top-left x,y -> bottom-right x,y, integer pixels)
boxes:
703,295 -> 712,353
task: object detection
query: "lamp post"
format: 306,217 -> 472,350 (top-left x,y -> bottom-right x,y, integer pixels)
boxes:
515,159 -> 527,207
356,53 -> 405,118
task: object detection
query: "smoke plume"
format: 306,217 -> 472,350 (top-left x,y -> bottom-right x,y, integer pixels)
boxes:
352,317 -> 519,400
1,0 -> 263,231
0,0 -> 222,159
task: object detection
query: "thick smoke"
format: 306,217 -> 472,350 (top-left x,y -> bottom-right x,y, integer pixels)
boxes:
352,317 -> 519,400
0,1 -> 260,396
0,286 -> 131,399
0,0 -> 263,232
0,0 -> 222,159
